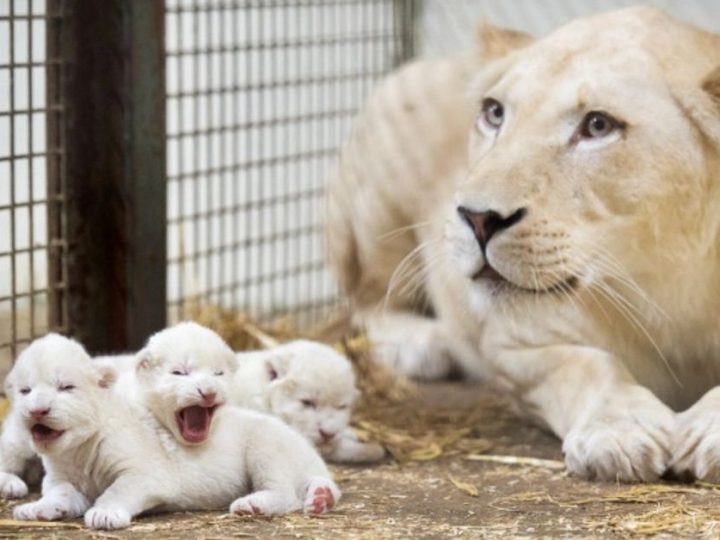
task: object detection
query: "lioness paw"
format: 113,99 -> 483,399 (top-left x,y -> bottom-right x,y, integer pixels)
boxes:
0,472 -> 28,499
84,507 -> 131,530
14,499 -> 66,521
671,391 -> 720,481
563,399 -> 673,482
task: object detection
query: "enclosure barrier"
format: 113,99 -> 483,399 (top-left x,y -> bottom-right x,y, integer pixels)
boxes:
0,0 -> 415,365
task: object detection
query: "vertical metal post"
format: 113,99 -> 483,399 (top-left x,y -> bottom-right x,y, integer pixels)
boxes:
47,0 -> 166,354
395,0 -> 417,65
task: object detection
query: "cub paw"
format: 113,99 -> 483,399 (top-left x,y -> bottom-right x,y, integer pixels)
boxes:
84,507 -> 131,530
230,495 -> 265,516
0,472 -> 28,499
14,499 -> 66,521
304,478 -> 340,515
563,393 -> 673,482
671,393 -> 720,481
353,441 -> 386,463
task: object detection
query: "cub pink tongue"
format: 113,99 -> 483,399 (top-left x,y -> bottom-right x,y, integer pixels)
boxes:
180,406 -> 210,442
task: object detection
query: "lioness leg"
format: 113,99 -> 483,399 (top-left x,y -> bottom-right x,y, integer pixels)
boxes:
672,387 -> 720,481
496,345 -> 675,482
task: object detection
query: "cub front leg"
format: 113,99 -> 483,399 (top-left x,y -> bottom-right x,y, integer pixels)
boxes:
14,481 -> 89,521
496,345 -> 675,482
364,312 -> 456,380
672,386 -> 720,481
325,429 -> 386,463
0,413 -> 35,498
84,474 -> 162,530
230,489 -> 300,516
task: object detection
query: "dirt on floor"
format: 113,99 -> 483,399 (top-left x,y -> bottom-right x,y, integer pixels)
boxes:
3,381 -> 720,539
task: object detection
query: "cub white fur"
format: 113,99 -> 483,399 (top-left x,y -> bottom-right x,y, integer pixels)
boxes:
0,399 -> 37,499
234,340 -> 385,463
12,326 -> 339,530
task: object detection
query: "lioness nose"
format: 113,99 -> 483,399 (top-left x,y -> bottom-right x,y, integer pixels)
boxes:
30,407 -> 50,419
457,206 -> 527,250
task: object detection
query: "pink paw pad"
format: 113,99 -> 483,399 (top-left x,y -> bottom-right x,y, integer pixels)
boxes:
310,486 -> 335,514
233,502 -> 263,515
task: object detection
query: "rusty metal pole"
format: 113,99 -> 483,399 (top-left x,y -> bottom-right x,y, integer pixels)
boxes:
46,0 -> 166,354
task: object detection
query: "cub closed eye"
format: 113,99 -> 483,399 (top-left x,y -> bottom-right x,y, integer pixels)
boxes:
58,384 -> 75,392
214,370 -> 224,376
171,369 -> 187,376
477,97 -> 504,131
19,387 -> 31,395
301,399 -> 317,409
577,111 -> 624,140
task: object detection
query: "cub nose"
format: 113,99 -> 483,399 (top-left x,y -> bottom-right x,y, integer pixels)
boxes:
319,429 -> 336,443
197,389 -> 217,406
457,206 -> 527,250
30,408 -> 50,419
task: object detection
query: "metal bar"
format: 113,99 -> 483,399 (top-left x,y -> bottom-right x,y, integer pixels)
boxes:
47,0 -> 166,354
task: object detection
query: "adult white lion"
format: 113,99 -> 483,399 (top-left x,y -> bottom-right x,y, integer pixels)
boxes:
326,7 -> 720,482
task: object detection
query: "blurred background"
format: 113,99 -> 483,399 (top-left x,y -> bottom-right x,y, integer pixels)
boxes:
1,0 -> 719,376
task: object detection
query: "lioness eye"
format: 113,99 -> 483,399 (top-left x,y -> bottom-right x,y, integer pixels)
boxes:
19,387 -> 30,395
579,111 -> 620,139
214,370 -> 224,376
58,384 -> 75,392
479,98 -> 504,130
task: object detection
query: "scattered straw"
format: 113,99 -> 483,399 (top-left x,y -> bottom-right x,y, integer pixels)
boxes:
449,475 -> 480,497
465,454 -> 565,470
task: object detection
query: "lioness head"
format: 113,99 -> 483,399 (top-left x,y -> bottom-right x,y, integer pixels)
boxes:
8,334 -> 115,455
257,340 -> 358,447
135,322 -> 236,445
445,8 -> 720,314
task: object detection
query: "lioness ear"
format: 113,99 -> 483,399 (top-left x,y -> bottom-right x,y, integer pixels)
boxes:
96,365 -> 117,389
702,65 -> 720,106
476,21 -> 533,60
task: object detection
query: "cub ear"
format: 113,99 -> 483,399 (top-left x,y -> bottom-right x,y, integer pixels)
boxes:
95,365 -> 117,389
476,21 -> 533,61
265,352 -> 293,381
3,372 -> 15,397
135,348 -> 160,372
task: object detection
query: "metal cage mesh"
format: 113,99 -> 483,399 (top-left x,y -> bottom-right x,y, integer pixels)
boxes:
0,0 -> 67,370
165,0 -> 413,327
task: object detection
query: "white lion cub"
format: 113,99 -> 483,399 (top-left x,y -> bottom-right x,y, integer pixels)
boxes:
12,326 -> 340,530
234,340 -> 385,463
0,388 -> 39,499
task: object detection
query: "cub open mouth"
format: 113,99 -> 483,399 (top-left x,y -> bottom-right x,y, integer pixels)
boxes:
472,263 -> 578,295
30,423 -> 64,444
175,405 -> 218,443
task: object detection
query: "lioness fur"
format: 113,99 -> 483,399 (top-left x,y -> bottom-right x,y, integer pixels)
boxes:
327,8 -> 720,482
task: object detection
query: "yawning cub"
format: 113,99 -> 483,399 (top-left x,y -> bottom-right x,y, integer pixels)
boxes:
11,327 -> 340,530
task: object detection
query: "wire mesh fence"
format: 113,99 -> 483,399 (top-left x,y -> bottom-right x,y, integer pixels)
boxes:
165,0 -> 414,327
0,0 -> 67,374
4,0 -> 716,368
